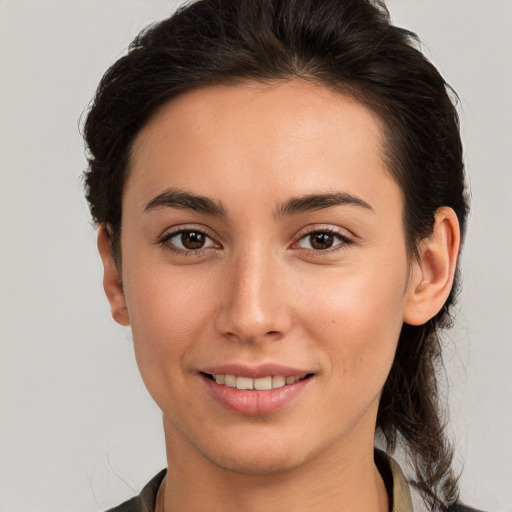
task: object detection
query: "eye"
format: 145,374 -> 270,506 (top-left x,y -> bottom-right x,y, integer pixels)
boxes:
160,229 -> 218,252
297,230 -> 352,251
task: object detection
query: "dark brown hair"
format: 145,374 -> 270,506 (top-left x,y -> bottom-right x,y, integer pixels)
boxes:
83,0 -> 468,509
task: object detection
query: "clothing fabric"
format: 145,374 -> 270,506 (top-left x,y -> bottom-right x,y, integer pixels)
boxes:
106,469 -> 165,512
104,453 -> 483,512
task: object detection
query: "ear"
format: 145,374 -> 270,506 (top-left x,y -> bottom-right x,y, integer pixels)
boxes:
404,207 -> 461,326
97,226 -> 130,326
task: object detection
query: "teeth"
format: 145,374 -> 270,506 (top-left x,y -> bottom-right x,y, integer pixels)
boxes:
236,376 -> 254,390
212,373 -> 305,390
254,376 -> 272,390
224,375 -> 237,387
272,375 -> 286,388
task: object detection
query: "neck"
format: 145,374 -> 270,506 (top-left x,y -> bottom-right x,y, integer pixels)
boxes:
160,424 -> 389,512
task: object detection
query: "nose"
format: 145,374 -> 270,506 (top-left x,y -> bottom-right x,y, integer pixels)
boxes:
215,248 -> 293,343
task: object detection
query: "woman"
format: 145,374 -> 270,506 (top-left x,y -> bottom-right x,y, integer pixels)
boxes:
82,0 -> 481,510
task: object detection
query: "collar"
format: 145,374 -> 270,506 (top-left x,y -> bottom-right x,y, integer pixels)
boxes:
130,451 -> 415,512
375,449 -> 414,512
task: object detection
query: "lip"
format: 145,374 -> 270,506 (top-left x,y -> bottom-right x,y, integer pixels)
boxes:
199,364 -> 314,416
201,363 -> 311,379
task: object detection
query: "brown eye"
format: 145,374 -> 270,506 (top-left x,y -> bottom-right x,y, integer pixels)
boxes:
296,230 -> 352,252
309,232 -> 335,250
181,231 -> 206,249
163,229 -> 217,252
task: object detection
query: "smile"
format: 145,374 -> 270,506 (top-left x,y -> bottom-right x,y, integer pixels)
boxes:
205,373 -> 311,390
202,371 -> 314,415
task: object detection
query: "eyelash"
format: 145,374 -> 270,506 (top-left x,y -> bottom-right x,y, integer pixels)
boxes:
157,227 -> 219,256
157,227 -> 354,256
293,227 -> 354,254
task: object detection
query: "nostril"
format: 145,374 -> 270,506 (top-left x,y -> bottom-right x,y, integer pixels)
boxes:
215,298 -> 293,342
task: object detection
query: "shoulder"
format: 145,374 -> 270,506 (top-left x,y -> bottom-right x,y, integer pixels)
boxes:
105,497 -> 140,512
409,479 -> 487,512
379,450 -> 486,512
104,469 -> 166,512
409,478 -> 487,512
445,504 -> 487,512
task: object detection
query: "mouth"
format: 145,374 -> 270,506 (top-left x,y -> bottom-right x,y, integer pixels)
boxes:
200,366 -> 315,415
202,372 -> 314,391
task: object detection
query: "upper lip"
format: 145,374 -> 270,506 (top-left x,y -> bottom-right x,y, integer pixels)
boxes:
200,363 -> 314,379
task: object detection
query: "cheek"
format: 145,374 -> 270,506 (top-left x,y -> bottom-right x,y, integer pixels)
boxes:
121,265 -> 218,398
298,259 -> 408,388
127,276 -> 201,341
123,245 -> 220,334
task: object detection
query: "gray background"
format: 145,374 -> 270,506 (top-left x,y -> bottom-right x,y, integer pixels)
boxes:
0,1 -> 510,511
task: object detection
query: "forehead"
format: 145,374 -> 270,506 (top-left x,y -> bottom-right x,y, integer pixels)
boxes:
131,80 -> 386,160
126,80 -> 398,214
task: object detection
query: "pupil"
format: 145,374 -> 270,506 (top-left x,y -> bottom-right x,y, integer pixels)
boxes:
182,231 -> 205,249
311,233 -> 334,250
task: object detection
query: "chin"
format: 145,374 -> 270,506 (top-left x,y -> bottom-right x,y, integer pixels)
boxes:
185,425 -> 315,476
203,446 -> 309,476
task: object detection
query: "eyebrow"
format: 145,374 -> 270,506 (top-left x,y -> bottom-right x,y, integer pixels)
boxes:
275,192 -> 374,216
144,188 -> 227,217
144,188 -> 373,218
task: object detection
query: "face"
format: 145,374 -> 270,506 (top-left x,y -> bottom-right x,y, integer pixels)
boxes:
110,81 -> 419,474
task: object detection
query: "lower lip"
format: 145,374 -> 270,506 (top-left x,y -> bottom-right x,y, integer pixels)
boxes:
201,374 -> 312,416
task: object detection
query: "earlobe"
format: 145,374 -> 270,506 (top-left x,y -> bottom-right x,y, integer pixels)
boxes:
97,226 -> 130,326
403,207 -> 461,326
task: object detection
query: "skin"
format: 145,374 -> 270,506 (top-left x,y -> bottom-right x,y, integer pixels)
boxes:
98,80 -> 460,512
